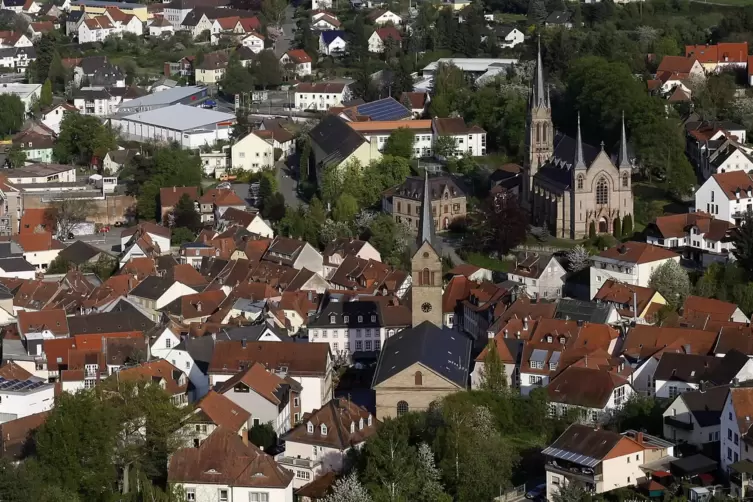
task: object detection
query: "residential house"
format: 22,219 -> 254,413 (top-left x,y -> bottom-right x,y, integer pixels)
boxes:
685,120 -> 747,171
217,362 -> 301,435
12,232 -> 64,271
102,148 -> 138,174
544,10 -> 572,28
589,242 -> 680,300
593,280 -> 667,323
279,49 -> 312,77
646,212 -> 735,266
683,295 -> 750,324
311,11 -> 340,31
27,21 -> 54,41
491,25 -> 524,48
278,398 -> 377,488
471,331 -> 522,389
398,91 -> 430,118
198,187 -> 247,224
217,207 -> 274,238
547,365 -> 636,423
78,16 -> 115,43
695,170 -> 753,226
117,359 -> 190,407
208,340 -> 333,415
294,82 -> 350,112
127,276 -> 198,321
159,186 -> 199,222
11,130 -> 53,163
194,51 -> 228,85
543,425 -> 675,501
347,120 -> 433,158
653,353 -> 722,399
263,236 -> 323,276
306,298 -> 385,361
258,118 -> 296,158
686,42 -> 748,73
721,386 -> 753,471
149,17 -> 174,37
231,130 -> 275,172
506,253 -> 565,299
367,27 -> 401,53
308,116 -> 378,178
432,117 -> 486,157
0,375 -> 54,421
0,46 -> 36,74
382,174 -> 468,234
703,140 -> 753,181
168,427 -> 294,502
367,9 -> 401,25
372,321 -> 471,419
322,238 -> 381,279
0,411 -> 49,462
40,103 -> 77,135
120,223 -> 171,257
662,385 -> 727,446
240,31 -> 264,52
318,31 -> 346,56
160,289 -> 225,325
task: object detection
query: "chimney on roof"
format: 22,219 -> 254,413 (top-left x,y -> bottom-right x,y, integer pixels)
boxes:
523,317 -> 529,331
241,338 -> 247,348
636,432 -> 644,444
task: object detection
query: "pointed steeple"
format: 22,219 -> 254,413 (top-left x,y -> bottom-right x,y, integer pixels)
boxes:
417,170 -> 436,249
574,113 -> 586,170
533,35 -> 546,108
619,111 -> 630,168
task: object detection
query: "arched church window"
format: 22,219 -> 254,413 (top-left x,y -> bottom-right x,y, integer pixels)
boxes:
622,173 -> 629,188
421,268 -> 431,286
397,401 -> 409,417
596,178 -> 609,205
536,123 -> 541,143
577,175 -> 584,190
543,123 -> 547,142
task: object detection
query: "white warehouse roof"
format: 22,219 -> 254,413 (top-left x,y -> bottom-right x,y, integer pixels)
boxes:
116,85 -> 206,111
119,104 -> 235,132
422,58 -> 519,73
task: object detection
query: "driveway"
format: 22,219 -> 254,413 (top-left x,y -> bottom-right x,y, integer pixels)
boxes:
276,159 -> 305,209
274,4 -> 296,58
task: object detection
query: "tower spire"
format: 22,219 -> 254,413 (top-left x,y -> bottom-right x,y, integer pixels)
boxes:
574,112 -> 586,170
533,34 -> 546,108
619,111 -> 630,168
417,170 -> 435,249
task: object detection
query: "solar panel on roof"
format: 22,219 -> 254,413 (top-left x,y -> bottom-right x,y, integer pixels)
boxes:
530,349 -> 548,362
356,99 -> 411,121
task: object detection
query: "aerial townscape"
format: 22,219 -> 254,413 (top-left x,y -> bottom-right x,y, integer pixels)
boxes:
3,0 -> 753,500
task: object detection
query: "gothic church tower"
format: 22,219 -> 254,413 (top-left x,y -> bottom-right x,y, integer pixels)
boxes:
410,171 -> 443,328
523,39 -> 554,207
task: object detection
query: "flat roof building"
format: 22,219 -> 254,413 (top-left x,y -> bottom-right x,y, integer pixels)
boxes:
0,83 -> 42,112
116,85 -> 208,114
111,103 -> 235,149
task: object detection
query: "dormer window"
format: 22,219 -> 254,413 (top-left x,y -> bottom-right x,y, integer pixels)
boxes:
329,315 -> 336,324
321,424 -> 328,436
358,316 -> 363,323
546,335 -> 552,343
559,336 -> 566,344
359,418 -> 364,429
371,315 -> 376,322
343,315 -> 349,323
350,423 -> 355,433
307,422 -> 313,434
368,415 -> 372,426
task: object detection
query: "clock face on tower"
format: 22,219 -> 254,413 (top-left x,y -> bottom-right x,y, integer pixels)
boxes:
421,302 -> 432,313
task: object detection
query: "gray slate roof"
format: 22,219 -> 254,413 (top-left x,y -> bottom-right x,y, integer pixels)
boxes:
677,385 -> 729,428
57,240 -> 103,265
67,301 -> 155,335
372,321 -> 471,388
308,116 -> 365,167
128,276 -> 173,300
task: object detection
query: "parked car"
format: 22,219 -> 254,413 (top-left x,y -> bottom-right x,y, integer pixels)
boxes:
525,484 -> 546,500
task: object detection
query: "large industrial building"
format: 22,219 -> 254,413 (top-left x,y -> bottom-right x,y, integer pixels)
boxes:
116,86 -> 208,114
110,104 -> 235,149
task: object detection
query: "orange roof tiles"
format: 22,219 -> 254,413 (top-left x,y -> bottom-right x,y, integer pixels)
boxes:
656,55 -> 698,74
686,42 -> 748,63
683,295 -> 740,322
597,241 -> 678,265
285,49 -> 312,64
18,309 -> 68,337
13,231 -> 63,252
347,120 -> 431,132
193,390 -> 250,431
711,171 -> 753,200
160,186 -> 199,208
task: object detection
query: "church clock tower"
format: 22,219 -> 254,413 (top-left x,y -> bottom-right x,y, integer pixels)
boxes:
411,172 -> 443,328
523,38 -> 554,208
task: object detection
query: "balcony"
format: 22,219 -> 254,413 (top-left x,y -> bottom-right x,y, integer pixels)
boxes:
545,461 -> 603,484
275,455 -> 321,470
664,415 -> 694,431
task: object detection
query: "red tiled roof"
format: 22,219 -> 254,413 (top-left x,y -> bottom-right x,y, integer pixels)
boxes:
597,241 -> 678,264
712,170 -> 753,200
285,49 -> 312,64
683,295 -> 740,322
656,55 -> 697,74
12,231 -> 63,252
19,208 -> 55,234
160,186 -> 199,208
375,26 -> 401,42
686,42 -> 748,63
18,309 -> 68,337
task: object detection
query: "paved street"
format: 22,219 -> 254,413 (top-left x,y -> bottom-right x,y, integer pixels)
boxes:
274,4 -> 296,58
276,158 -> 305,209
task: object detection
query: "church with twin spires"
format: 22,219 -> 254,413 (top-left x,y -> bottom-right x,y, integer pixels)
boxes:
523,44 -> 635,240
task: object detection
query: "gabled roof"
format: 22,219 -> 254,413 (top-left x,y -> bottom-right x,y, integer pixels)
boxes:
653,352 -> 720,383
160,186 -> 199,208
596,241 -> 678,265
217,361 -> 298,405
649,212 -> 733,242
17,309 -> 68,337
374,26 -> 401,42
308,115 -> 366,167
209,340 -> 330,376
686,42 -> 748,64
543,424 -> 642,465
281,398 -> 377,449
684,295 -> 741,322
284,49 -> 312,64
657,55 -> 698,74
710,170 -> 753,200
372,321 -> 471,388
676,385 -> 729,428
547,366 -> 630,409
117,359 -> 187,396
191,390 -> 250,430
168,426 -> 293,488
57,240 -> 105,265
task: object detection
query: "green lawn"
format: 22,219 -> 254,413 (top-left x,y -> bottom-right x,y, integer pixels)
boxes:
524,234 -> 583,250
632,182 -> 689,232
464,252 -> 512,272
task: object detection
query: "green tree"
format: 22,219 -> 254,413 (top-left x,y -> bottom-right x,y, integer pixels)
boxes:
252,50 -> 283,89
40,79 -> 53,109
551,481 -> 592,502
648,260 -> 690,309
258,169 -> 279,208
333,193 -> 359,223
170,227 -> 195,246
367,214 -> 408,266
299,138 -> 311,182
261,192 -> 286,221
249,423 -> 277,451
528,0 -> 548,24
53,113 -> 116,165
612,217 -> 621,238
47,255 -> 72,274
478,340 -> 507,394
220,53 -> 254,96
360,419 -> 419,501
383,127 -> 415,159
622,213 -> 633,237
589,220 -> 596,238
732,210 -> 753,273
260,0 -> 286,27
319,163 -> 344,204
232,110 -> 252,141
171,193 -> 201,232
6,143 -> 26,168
433,135 -> 458,159
0,94 -> 25,137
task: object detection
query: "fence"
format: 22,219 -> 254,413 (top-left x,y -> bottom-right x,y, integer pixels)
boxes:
494,484 -> 526,501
